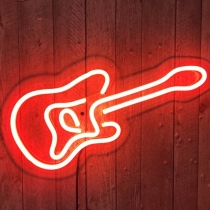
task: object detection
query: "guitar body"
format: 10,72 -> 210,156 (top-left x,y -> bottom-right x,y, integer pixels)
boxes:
2,68 -> 119,177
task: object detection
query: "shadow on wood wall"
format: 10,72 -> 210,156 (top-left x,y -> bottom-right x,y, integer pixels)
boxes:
0,0 -> 210,210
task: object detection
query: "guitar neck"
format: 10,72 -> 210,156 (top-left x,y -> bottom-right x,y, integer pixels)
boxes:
102,66 -> 206,114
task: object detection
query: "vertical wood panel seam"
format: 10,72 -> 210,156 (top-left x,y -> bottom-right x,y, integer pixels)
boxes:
140,0 -> 142,208
84,0 -> 88,209
76,153 -> 80,210
198,1 -> 203,209
196,1 -> 202,209
75,0 -> 87,208
16,1 -> 24,209
115,0 -> 117,209
51,0 -> 57,209
173,1 -> 177,209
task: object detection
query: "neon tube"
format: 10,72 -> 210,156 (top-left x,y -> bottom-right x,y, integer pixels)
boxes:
59,108 -> 82,133
10,66 -> 207,170
103,66 -> 207,114
10,70 -> 111,169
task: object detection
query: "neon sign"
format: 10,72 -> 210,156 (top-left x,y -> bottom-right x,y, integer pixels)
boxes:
10,66 -> 207,170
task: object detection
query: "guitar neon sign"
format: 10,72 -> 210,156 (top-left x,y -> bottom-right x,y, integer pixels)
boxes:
10,66 -> 207,170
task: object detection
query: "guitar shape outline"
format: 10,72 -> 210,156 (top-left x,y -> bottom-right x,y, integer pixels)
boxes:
10,66 -> 207,170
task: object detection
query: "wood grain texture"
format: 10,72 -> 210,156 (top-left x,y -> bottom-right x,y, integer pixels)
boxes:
53,1 -> 86,209
141,0 -> 175,209
1,0 -> 210,209
174,0 -> 201,209
85,1 -> 116,209
115,0 -> 141,209
0,1 -> 22,210
17,0 -> 56,209
198,0 -> 210,209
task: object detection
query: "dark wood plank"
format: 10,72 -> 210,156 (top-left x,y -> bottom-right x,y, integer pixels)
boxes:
1,1 -> 210,209
198,0 -> 210,209
115,0 -> 142,209
174,0 -> 201,209
0,1 -> 23,209
85,1 -> 116,209
16,0 -> 56,209
141,0 -> 175,209
52,0 -> 86,209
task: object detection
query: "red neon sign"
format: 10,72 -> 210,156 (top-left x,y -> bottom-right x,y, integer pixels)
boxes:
9,66 -> 207,170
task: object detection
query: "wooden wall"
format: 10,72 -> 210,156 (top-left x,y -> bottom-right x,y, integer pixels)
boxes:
0,0 -> 210,209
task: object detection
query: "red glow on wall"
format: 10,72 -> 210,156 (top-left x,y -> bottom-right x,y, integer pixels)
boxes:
2,57 -> 210,178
